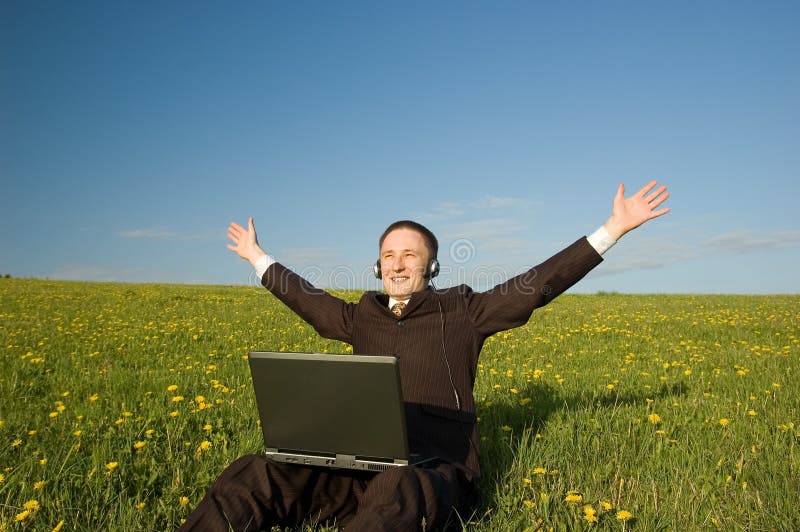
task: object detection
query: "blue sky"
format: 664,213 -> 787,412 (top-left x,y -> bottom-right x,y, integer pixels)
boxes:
2,1 -> 798,294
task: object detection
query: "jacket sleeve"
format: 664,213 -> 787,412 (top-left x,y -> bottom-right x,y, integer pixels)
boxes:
466,237 -> 603,337
261,262 -> 355,344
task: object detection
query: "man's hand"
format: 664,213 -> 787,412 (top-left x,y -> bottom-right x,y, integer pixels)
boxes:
226,217 -> 267,266
604,181 -> 670,240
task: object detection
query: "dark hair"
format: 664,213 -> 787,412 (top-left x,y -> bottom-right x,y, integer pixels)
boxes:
379,220 -> 438,259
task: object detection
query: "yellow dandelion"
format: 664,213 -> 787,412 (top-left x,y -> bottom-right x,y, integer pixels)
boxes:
39,458 -> 47,466
522,477 -> 531,485
89,393 -> 99,402
584,505 -> 598,523
719,418 -> 730,426
167,385 -> 178,392
616,510 -> 633,521
145,429 -> 155,437
73,430 -> 82,437
747,410 -> 757,417
12,438 -> 23,448
172,395 -> 184,403
34,480 -> 46,490
15,510 -> 30,522
522,499 -> 535,509
105,462 -> 119,473
648,413 -> 662,424
169,411 -> 179,418
198,440 -> 211,452
203,424 -> 213,432
133,441 -> 147,451
565,492 -> 583,503
0,473 -> 5,483
195,395 -> 206,404
23,499 -> 40,511
52,520 -> 65,532
179,496 -> 189,506
136,502 -> 146,510
600,500 -> 613,511
533,467 -> 547,475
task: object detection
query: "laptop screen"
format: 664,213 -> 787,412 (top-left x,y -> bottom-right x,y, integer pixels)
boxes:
248,352 -> 410,461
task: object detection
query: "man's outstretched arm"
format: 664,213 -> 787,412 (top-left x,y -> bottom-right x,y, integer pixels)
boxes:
468,180 -> 670,335
226,217 -> 354,343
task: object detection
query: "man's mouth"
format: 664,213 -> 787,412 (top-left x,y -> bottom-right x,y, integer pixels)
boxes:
391,276 -> 409,283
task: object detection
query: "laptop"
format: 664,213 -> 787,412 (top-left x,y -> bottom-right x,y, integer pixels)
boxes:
247,351 -> 433,472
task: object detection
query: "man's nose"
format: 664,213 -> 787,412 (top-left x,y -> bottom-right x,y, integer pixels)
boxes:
391,256 -> 405,271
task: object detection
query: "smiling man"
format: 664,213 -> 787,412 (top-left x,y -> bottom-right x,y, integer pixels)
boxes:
181,181 -> 669,531
378,221 -> 440,308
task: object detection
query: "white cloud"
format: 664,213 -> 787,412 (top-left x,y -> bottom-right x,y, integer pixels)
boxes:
412,202 -> 466,223
702,229 -> 800,254
440,218 -> 527,241
412,195 -> 538,224
469,196 -> 540,210
48,265 -> 210,284
279,247 -> 342,265
589,228 -> 800,278
117,227 -> 216,241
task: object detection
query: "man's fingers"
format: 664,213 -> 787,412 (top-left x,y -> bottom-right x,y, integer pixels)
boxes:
645,185 -> 668,203
650,207 -> 671,219
637,180 -> 658,197
649,191 -> 670,209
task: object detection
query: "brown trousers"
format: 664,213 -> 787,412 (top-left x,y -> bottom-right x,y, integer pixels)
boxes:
179,455 -> 479,531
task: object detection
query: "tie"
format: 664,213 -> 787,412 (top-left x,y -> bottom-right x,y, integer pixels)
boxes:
390,301 -> 406,317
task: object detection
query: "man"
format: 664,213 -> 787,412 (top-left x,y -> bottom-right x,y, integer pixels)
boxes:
181,181 -> 669,531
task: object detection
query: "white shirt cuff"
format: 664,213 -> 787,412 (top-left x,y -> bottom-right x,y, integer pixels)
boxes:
253,254 -> 276,280
587,225 -> 617,256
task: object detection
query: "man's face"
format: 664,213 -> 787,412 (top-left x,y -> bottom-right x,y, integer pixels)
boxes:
379,228 -> 432,299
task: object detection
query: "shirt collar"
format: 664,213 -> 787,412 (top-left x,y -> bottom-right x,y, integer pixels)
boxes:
388,296 -> 410,309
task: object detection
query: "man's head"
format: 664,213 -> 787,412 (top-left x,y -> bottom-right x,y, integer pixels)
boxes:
377,220 -> 439,300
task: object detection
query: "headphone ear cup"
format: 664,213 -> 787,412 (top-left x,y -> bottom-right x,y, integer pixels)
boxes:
429,258 -> 440,279
374,259 -> 382,279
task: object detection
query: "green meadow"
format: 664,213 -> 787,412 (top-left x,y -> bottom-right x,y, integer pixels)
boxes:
1,278 -> 798,530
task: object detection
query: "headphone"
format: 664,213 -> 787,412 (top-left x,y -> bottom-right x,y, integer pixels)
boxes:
373,257 -> 440,280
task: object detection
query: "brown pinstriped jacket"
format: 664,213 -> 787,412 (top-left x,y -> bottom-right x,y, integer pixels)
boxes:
261,237 -> 603,480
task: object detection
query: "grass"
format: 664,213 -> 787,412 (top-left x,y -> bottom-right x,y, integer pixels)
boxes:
1,278 -> 798,530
